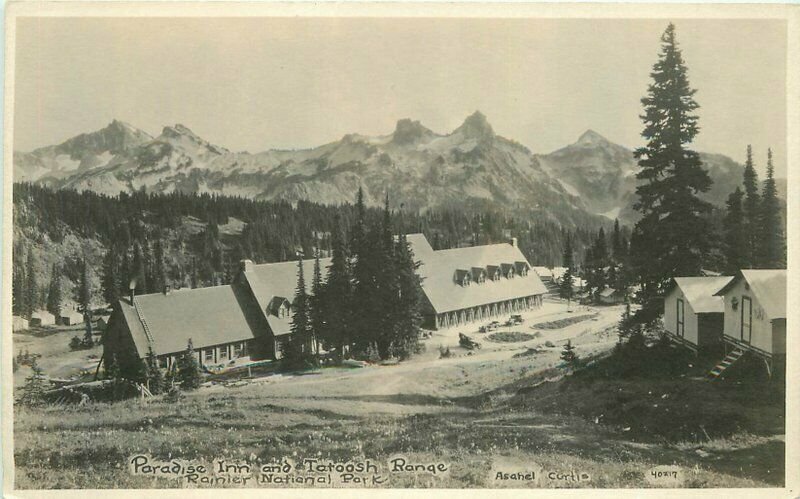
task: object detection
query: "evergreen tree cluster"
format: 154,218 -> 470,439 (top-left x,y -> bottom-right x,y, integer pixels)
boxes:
582,219 -> 632,301
722,146 -> 785,271
285,189 -> 426,365
15,182 -> 604,308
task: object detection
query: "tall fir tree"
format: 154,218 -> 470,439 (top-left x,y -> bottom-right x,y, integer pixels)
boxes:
559,234 -> 575,304
320,218 -> 353,359
631,23 -> 713,312
24,248 -> 37,319
153,238 -> 167,292
391,232 -> 423,359
722,187 -> 747,273
309,248 -> 324,355
742,145 -> 761,268
75,259 -> 92,317
102,246 -> 120,305
758,148 -> 784,268
46,264 -> 62,319
284,258 -> 314,367
612,219 -> 623,262
132,242 -> 148,295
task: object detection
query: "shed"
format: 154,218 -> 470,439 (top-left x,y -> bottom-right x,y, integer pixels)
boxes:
12,316 -> 28,331
59,310 -> 84,326
663,276 -> 733,351
713,269 -> 786,361
598,287 -> 624,305
30,311 -> 56,327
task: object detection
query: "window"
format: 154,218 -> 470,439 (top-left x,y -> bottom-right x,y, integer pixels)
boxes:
676,298 -> 685,337
204,349 -> 214,362
233,343 -> 244,358
220,345 -> 229,360
741,296 -> 752,343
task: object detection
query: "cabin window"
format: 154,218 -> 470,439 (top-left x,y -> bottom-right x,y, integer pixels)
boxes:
220,345 -> 229,360
676,298 -> 685,337
741,296 -> 752,343
204,349 -> 214,362
158,357 -> 168,369
233,343 -> 244,358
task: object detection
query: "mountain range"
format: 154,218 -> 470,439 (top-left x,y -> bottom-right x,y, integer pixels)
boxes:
14,112 -> 756,225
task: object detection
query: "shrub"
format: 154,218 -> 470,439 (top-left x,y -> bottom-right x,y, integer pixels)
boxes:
438,345 -> 452,359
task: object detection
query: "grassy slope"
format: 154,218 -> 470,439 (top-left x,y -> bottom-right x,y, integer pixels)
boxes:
13,343 -> 784,489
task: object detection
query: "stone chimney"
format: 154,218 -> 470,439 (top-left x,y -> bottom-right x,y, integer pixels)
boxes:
240,259 -> 254,273
510,237 -> 518,248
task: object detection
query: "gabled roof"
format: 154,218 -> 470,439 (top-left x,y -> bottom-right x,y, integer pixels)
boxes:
407,234 -> 547,314
669,276 -> 734,314
714,269 -> 786,320
241,257 -> 331,337
599,287 -> 618,298
532,266 -> 552,278
117,285 -> 260,357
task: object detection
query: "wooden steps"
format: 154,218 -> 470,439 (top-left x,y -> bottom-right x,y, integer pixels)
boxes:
709,348 -> 745,379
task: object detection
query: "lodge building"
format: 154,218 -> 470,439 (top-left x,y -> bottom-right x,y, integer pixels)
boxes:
104,234 -> 546,368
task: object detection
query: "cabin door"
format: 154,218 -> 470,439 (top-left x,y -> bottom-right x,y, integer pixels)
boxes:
741,296 -> 752,344
676,298 -> 685,338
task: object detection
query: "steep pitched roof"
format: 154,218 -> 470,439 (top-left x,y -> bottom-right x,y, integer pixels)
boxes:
118,285 -> 260,357
241,258 -> 331,336
714,269 -> 786,320
407,235 -> 547,314
670,276 -> 734,314
532,266 -> 553,278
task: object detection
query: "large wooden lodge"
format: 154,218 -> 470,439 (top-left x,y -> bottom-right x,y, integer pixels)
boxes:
104,234 -> 547,369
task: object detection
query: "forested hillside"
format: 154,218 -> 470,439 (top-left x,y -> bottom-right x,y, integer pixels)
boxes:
12,183 -> 606,313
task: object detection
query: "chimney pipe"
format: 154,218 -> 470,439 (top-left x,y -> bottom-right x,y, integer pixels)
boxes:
128,279 -> 137,304
511,237 -> 518,248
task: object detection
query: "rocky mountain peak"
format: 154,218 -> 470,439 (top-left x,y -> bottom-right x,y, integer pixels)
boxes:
392,119 -> 434,145
454,111 -> 494,140
159,124 -> 229,154
576,129 -> 609,147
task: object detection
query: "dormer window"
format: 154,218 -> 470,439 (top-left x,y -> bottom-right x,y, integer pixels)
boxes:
486,265 -> 501,281
269,296 -> 291,318
455,269 -> 472,287
515,261 -> 529,276
501,263 -> 515,279
471,267 -> 487,284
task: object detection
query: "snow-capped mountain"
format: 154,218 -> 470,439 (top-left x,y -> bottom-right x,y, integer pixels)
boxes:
15,112 -> 603,226
536,130 -> 746,223
14,113 -> 748,226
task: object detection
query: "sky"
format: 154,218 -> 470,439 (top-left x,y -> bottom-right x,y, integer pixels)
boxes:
14,17 -> 787,177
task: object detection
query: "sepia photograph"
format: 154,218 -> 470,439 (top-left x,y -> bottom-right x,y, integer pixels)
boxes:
2,2 -> 797,494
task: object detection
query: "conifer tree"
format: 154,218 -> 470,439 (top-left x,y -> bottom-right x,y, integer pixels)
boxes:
102,246 -> 120,305
392,232 -> 423,359
145,347 -> 165,395
18,357 -> 48,407
321,219 -> 353,360
284,258 -> 314,368
46,264 -> 62,319
176,339 -> 202,390
153,238 -> 167,292
559,234 -> 575,305
132,242 -> 148,295
742,145 -> 761,268
723,187 -> 747,273
24,248 -> 37,319
13,244 -> 27,317
632,23 -> 713,311
612,219 -> 623,262
560,339 -> 579,367
75,259 -> 92,317
759,148 -> 784,268
309,249 -> 324,356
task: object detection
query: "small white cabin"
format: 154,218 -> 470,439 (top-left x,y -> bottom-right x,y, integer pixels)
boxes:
663,276 -> 733,351
30,311 -> 56,327
12,316 -> 28,331
59,311 -> 84,326
714,270 -> 786,360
